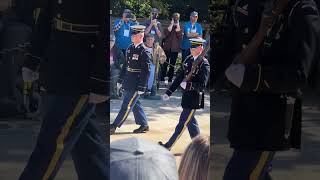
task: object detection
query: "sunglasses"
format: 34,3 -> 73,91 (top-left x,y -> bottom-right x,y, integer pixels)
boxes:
191,45 -> 202,49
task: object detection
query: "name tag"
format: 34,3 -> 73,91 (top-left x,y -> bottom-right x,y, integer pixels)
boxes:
124,29 -> 130,37
151,30 -> 156,34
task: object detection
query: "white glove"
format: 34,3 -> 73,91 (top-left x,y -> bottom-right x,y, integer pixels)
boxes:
162,94 -> 170,101
138,91 -> 144,95
180,81 -> 187,89
116,83 -> 122,89
22,67 -> 39,82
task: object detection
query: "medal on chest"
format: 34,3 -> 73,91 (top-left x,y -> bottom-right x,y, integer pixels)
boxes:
132,54 -> 139,60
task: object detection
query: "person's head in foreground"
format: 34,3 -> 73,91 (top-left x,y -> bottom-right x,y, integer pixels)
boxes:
110,137 -> 179,180
179,135 -> 210,180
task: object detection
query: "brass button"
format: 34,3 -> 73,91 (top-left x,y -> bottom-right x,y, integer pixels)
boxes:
90,44 -> 95,48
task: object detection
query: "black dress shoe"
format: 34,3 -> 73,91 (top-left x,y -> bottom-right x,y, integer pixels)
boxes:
110,124 -> 116,135
133,125 -> 149,133
158,141 -> 170,150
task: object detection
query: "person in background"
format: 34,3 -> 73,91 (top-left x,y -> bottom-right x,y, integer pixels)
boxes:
144,33 -> 166,99
179,135 -> 210,180
143,8 -> 163,43
113,9 -> 137,55
160,12 -> 183,86
110,34 -> 125,99
181,11 -> 203,62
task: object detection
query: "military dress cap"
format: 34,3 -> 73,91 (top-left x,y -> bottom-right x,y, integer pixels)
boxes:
190,11 -> 198,17
130,25 -> 146,35
190,38 -> 206,48
110,137 -> 179,180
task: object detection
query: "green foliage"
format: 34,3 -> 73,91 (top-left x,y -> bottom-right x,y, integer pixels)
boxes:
110,0 -> 209,21
111,0 -> 169,18
209,0 -> 230,34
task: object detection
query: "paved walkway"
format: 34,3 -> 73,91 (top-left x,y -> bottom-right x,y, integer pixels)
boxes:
0,88 -> 210,179
110,88 -> 210,161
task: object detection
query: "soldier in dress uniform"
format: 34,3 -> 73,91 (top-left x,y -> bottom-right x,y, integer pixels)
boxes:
19,0 -> 108,179
222,0 -> 320,179
158,38 -> 210,150
110,25 -> 151,135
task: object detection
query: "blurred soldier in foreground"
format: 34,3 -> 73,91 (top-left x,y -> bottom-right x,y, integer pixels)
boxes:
223,0 -> 320,179
19,1 -> 108,179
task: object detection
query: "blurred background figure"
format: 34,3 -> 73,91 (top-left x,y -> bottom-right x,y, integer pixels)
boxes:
181,11 -> 203,62
110,34 -> 124,99
113,9 -> 137,55
143,8 -> 163,43
0,0 -> 40,119
160,12 -> 183,86
143,33 -> 166,99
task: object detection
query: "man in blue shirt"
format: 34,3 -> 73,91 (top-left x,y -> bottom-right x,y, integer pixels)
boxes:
113,9 -> 137,55
181,11 -> 203,61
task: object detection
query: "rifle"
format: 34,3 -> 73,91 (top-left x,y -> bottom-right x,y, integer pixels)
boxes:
184,40 -> 210,82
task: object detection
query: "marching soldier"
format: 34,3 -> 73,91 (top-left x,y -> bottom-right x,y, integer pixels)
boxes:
222,0 -> 320,179
19,0 -> 108,179
159,38 -> 210,150
110,25 -> 151,135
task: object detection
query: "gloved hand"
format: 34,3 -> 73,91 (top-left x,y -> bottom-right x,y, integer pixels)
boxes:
117,83 -> 122,89
22,67 -> 39,82
137,91 -> 144,95
162,94 -> 170,101
180,81 -> 187,89
89,93 -> 109,104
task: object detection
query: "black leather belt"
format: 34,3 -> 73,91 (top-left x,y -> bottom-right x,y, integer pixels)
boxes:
53,18 -> 100,34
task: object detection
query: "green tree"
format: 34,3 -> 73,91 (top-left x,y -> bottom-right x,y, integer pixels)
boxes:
110,0 -> 209,21
110,0 -> 169,18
